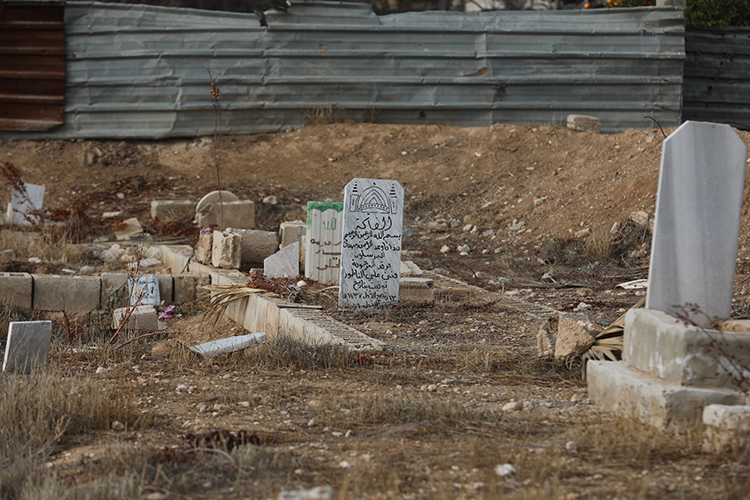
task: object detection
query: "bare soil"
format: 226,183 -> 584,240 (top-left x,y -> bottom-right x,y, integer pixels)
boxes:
3,122 -> 750,499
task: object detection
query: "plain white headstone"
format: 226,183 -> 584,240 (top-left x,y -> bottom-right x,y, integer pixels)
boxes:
647,121 -> 748,327
339,178 -> 404,308
2,321 -> 52,374
8,183 -> 44,226
264,241 -> 299,278
305,202 -> 343,285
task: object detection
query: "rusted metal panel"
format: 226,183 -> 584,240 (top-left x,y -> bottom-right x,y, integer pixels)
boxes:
0,1 -> 66,131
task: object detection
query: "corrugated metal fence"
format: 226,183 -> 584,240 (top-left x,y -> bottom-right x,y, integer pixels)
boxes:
683,25 -> 750,129
1,1 -> 686,139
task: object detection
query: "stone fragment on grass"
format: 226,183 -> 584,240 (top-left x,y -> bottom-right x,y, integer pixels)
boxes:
554,312 -> 601,360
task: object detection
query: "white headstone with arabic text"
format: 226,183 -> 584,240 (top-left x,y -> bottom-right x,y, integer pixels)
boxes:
339,179 -> 404,308
647,121 -> 748,327
305,202 -> 343,285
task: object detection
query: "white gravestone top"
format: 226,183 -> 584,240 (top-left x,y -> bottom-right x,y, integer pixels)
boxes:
339,179 -> 404,308
305,202 -> 343,285
3,320 -> 52,374
7,183 -> 44,226
647,121 -> 748,327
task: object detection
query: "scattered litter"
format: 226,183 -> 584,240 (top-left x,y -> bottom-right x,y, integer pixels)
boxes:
495,463 -> 517,477
616,278 -> 648,289
114,217 -> 143,240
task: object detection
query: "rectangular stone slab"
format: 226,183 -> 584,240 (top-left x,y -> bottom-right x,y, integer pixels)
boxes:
647,121 -> 748,327
305,202 -> 343,285
189,332 -> 266,357
3,320 -> 52,374
339,179 -> 404,308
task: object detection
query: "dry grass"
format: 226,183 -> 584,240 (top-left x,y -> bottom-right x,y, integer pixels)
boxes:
244,335 -> 353,370
0,229 -> 91,265
0,370 -> 145,499
583,227 -> 613,262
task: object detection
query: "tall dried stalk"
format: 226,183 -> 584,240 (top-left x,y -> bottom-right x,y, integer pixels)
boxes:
206,68 -> 224,229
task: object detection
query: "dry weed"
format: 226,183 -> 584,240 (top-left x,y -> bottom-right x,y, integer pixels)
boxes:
244,335 -> 352,370
583,227 -> 613,262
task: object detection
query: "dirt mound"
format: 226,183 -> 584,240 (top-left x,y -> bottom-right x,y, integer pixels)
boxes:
2,122 -> 750,260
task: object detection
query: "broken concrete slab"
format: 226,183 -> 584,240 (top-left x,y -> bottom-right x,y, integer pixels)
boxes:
587,360 -> 745,430
188,332 -> 267,357
173,273 -> 210,303
32,275 -> 101,313
114,217 -> 143,240
229,228 -> 279,266
151,200 -> 196,222
196,201 -> 255,231
264,241 -> 299,278
212,230 -> 241,269
554,312 -> 601,360
566,114 -> 600,133
624,308 -> 750,389
195,231 -> 213,264
280,221 -> 306,249
2,320 -> 52,374
0,272 -> 32,309
703,404 -> 750,453
113,305 -> 158,332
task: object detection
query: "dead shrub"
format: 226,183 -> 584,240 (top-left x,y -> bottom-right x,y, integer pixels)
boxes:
583,227 -> 613,262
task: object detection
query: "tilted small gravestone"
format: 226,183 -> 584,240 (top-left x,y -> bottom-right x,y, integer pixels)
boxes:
264,241 -> 299,278
647,121 -> 748,327
305,202 -> 343,285
2,321 -> 52,374
339,179 -> 404,308
7,183 -> 44,226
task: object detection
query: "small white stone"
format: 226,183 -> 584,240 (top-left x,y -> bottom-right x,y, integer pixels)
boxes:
565,441 -> 578,453
307,418 -> 315,427
457,245 -> 470,253
339,460 -> 351,468
440,245 -> 451,254
263,195 -> 278,205
176,384 -> 188,392
95,366 -> 108,375
495,463 -> 517,477
502,401 -> 522,412
112,420 -> 125,432
296,280 -> 308,287
28,257 -> 42,264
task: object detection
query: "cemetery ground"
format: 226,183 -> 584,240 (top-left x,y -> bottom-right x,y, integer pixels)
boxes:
3,122 -> 750,498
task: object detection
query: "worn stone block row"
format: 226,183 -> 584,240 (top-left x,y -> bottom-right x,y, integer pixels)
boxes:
0,272 -> 209,313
